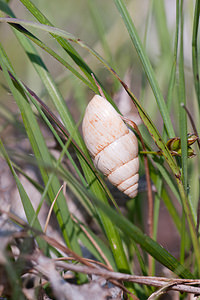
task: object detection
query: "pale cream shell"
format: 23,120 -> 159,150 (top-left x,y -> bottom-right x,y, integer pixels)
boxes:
82,95 -> 139,198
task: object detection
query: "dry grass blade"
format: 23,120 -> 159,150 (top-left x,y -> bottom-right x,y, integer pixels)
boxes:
43,184 -> 64,234
147,282 -> 179,300
71,215 -> 113,270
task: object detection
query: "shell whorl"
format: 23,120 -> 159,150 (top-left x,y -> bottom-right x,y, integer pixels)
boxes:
82,95 -> 139,198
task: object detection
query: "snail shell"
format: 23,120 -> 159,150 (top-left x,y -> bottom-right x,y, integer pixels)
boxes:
82,95 -> 139,198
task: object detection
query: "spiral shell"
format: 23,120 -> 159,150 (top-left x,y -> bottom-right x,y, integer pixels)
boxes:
82,95 -> 139,198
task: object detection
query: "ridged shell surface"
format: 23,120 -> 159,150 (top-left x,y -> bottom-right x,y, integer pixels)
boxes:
82,95 -> 139,198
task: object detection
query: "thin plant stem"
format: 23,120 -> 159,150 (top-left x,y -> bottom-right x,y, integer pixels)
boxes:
196,198 -> 200,235
182,103 -> 200,149
71,215 -> 113,270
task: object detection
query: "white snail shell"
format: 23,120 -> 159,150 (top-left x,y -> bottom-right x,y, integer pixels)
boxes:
82,95 -> 139,198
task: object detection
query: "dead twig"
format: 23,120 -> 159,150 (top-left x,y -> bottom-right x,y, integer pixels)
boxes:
49,260 -> 200,296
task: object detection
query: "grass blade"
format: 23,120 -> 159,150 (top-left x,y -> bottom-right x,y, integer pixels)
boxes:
192,0 -> 200,111
113,0 -> 175,138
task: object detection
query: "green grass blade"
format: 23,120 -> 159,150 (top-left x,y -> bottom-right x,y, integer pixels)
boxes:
152,178 -> 161,276
11,160 -> 45,195
153,0 -> 171,56
150,161 -> 191,250
153,157 -> 181,203
178,1 -> 188,192
0,21 -> 93,91
178,0 -> 188,269
166,0 -> 179,112
113,0 -> 175,138
87,0 -> 114,67
192,0 -> 200,111
4,258 -> 26,299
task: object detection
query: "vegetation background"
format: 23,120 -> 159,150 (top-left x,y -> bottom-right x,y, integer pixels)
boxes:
0,0 -> 199,299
